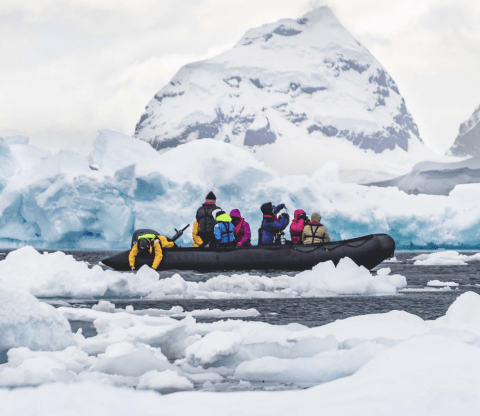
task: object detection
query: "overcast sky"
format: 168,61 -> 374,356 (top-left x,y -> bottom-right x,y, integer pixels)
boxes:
0,0 -> 479,155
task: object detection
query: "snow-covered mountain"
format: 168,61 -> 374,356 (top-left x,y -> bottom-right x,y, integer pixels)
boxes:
134,6 -> 435,181
449,105 -> 480,157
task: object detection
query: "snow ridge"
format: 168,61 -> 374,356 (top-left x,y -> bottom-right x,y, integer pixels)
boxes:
135,6 -> 422,162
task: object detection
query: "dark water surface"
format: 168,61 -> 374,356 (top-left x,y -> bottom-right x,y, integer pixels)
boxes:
46,250 -> 480,328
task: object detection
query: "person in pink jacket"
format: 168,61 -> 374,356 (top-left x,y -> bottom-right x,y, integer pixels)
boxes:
229,209 -> 251,247
290,209 -> 308,245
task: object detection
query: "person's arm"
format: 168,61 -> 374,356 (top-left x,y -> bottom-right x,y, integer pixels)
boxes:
151,241 -> 163,269
214,224 -> 221,241
273,204 -> 285,215
129,243 -> 139,269
238,222 -> 251,246
277,214 -> 289,231
323,228 -> 331,242
158,235 -> 175,249
192,221 -> 203,247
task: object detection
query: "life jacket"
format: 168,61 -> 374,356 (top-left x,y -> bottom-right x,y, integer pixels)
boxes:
196,202 -> 219,236
306,223 -> 327,243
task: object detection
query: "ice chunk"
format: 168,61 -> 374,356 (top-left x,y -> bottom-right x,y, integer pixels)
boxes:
288,310 -> 429,343
137,370 -> 193,393
0,346 -> 94,387
427,280 -> 459,287
434,291 -> 480,336
0,284 -> 74,352
92,300 -> 116,313
412,251 -> 471,266
235,341 -> 384,384
185,331 -> 244,366
90,346 -> 173,377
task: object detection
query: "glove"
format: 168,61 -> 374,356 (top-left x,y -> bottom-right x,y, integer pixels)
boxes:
131,266 -> 135,271
204,243 -> 210,249
282,212 -> 290,221
237,242 -> 243,247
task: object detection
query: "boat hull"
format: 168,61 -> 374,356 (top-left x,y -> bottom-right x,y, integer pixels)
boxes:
101,233 -> 395,272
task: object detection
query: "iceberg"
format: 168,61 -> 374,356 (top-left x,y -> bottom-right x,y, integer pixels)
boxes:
0,130 -> 479,250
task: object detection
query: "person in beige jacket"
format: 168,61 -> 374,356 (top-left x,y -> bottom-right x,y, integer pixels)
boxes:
302,212 -> 330,244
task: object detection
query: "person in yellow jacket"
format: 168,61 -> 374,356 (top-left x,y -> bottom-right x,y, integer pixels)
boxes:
192,221 -> 203,247
129,233 -> 174,270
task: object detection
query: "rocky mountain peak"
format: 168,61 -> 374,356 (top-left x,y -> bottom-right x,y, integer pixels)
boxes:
449,104 -> 480,157
134,7 -> 423,171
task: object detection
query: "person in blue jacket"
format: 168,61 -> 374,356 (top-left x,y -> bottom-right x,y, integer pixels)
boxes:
213,210 -> 236,247
260,202 -> 290,245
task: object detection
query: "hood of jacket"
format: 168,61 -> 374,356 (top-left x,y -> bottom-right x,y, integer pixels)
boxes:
216,213 -> 232,222
230,209 -> 242,219
311,212 -> 321,223
293,209 -> 306,220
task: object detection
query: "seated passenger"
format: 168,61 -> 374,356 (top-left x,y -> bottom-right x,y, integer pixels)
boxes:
290,209 -> 308,245
260,202 -> 289,245
213,210 -> 236,247
230,209 -> 251,247
195,191 -> 221,247
129,232 -> 174,270
302,213 -> 330,244
192,221 -> 203,248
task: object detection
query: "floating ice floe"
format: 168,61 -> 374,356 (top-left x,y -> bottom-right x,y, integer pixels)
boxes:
0,284 -> 74,352
427,280 -> 459,287
0,246 -> 406,298
382,257 -> 400,263
2,292 -> 480,414
412,251 -> 480,266
62,301 -> 260,321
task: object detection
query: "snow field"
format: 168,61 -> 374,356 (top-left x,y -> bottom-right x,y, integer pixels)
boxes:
0,246 -> 406,298
2,292 -> 480,414
1,131 -> 480,250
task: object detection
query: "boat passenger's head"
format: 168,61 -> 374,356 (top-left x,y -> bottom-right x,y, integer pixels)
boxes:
311,213 -> 321,223
205,191 -> 216,203
230,209 -> 241,224
138,238 -> 150,252
261,202 -> 274,216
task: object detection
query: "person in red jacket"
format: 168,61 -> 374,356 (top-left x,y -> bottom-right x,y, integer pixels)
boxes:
290,209 -> 309,245
229,209 -> 251,247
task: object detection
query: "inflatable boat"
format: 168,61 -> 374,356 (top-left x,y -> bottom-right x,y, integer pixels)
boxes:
101,233 -> 395,272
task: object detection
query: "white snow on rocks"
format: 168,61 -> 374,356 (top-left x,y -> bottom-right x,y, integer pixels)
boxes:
412,251 -> 480,266
2,292 -> 480,414
0,247 -> 406,298
0,284 -> 74,352
134,7 -> 437,182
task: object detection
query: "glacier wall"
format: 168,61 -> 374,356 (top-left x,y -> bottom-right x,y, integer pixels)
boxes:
0,130 -> 479,249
